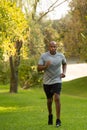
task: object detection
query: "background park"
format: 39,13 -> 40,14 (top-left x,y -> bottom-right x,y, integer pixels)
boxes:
0,0 -> 87,130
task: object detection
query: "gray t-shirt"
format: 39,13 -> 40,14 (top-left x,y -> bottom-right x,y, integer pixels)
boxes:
38,51 -> 66,85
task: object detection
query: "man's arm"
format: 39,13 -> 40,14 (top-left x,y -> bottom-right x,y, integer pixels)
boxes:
60,63 -> 67,78
37,61 -> 51,71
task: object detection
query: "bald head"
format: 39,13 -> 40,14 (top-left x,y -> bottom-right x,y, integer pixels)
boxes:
49,41 -> 57,55
49,41 -> 57,45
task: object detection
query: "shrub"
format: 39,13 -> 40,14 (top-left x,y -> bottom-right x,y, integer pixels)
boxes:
19,58 -> 43,88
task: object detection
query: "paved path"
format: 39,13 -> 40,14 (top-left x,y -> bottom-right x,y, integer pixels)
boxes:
63,63 -> 87,81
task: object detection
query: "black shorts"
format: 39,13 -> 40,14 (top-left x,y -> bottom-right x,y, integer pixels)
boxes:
43,83 -> 62,99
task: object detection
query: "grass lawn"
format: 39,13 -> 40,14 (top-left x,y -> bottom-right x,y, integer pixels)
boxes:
0,77 -> 87,130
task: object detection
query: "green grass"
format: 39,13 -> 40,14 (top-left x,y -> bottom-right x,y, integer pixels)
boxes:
62,76 -> 87,97
0,77 -> 87,130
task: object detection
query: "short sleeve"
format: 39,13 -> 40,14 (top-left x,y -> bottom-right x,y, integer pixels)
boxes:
62,54 -> 66,64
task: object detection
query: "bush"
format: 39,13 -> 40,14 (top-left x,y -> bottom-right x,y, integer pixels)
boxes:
19,58 -> 43,88
0,60 -> 10,84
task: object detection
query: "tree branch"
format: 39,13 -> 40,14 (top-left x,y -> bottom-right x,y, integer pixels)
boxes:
37,0 -> 68,22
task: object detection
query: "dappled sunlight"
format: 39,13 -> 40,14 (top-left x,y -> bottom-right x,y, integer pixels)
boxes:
0,89 -> 8,93
0,106 -> 17,112
0,106 -> 42,113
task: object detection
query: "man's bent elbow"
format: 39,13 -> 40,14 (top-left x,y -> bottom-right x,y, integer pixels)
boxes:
37,66 -> 42,72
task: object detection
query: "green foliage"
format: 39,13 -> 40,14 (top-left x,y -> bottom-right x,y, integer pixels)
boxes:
0,49 -> 3,59
19,57 -> 43,88
39,20 -> 64,52
44,27 -> 59,49
0,61 -> 10,84
0,0 -> 28,92
51,0 -> 87,60
80,33 -> 87,61
61,0 -> 87,59
28,21 -> 45,56
0,0 -> 28,56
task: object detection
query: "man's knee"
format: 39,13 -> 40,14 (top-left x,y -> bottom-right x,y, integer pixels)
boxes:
47,98 -> 53,104
54,93 -> 60,102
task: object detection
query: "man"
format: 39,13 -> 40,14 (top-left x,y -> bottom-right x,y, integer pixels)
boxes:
37,41 -> 67,127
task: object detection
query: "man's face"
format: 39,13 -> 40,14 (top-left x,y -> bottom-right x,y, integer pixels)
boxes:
49,42 -> 57,55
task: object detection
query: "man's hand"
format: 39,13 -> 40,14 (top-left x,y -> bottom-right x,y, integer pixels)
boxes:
37,61 -> 51,71
60,73 -> 66,78
45,61 -> 51,69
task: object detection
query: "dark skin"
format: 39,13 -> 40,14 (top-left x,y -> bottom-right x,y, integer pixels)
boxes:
37,41 -> 67,121
37,41 -> 66,77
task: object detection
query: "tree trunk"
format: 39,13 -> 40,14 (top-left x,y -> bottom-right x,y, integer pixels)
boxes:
9,56 -> 18,93
9,40 -> 22,93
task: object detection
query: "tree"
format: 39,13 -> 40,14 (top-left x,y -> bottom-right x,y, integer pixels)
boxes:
5,0 -> 70,89
0,0 -> 28,93
61,0 -> 87,59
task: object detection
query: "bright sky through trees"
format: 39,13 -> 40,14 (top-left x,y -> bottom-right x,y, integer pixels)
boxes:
37,0 -> 70,20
